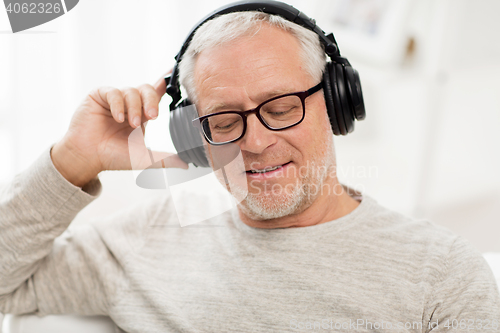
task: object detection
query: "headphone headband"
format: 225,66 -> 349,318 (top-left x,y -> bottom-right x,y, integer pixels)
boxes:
166,0 -> 365,167
166,0 -> 343,110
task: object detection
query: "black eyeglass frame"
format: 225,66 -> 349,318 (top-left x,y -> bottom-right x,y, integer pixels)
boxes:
192,81 -> 323,146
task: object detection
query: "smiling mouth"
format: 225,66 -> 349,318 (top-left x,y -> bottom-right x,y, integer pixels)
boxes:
246,162 -> 291,174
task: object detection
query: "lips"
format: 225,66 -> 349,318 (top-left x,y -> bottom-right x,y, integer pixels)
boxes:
245,162 -> 291,174
249,165 -> 281,173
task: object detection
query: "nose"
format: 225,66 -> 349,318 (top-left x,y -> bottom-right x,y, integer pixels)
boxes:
238,113 -> 276,154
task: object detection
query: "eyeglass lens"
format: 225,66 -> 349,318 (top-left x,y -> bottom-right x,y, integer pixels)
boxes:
201,94 -> 303,144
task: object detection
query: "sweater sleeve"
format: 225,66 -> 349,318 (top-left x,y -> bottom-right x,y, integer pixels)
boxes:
424,236 -> 500,332
0,148 -> 112,315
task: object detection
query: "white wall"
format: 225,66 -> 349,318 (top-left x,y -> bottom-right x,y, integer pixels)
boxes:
1,0 -> 499,254
316,0 -> 500,251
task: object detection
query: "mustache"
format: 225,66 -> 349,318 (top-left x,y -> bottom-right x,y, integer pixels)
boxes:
242,150 -> 294,170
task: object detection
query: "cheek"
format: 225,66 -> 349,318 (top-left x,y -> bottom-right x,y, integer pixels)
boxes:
304,104 -> 334,160
281,104 -> 331,156
303,101 -> 331,140
314,98 -> 331,129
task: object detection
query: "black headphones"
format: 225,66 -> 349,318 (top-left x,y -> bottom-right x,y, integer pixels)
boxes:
166,0 -> 365,167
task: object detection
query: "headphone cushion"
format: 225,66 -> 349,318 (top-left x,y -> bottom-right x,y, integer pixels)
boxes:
322,63 -> 341,136
329,63 -> 347,135
345,66 -> 366,120
335,63 -> 354,133
169,101 -> 210,167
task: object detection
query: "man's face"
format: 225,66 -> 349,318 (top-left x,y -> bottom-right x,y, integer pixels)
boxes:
194,24 -> 335,221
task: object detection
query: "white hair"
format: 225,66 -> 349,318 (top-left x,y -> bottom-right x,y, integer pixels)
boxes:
178,11 -> 327,104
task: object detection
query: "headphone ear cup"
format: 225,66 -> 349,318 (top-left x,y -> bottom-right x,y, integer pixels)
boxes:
322,63 -> 341,136
169,100 -> 210,167
335,63 -> 355,134
344,66 -> 366,121
329,63 -> 348,135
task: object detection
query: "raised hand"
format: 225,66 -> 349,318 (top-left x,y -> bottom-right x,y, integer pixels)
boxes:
51,74 -> 188,187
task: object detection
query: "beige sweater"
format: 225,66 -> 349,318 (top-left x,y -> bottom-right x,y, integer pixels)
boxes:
1,149 -> 499,332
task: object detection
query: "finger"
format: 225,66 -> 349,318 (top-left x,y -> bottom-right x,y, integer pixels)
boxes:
141,122 -> 147,135
92,87 -> 125,123
138,84 -> 160,120
122,87 -> 143,128
153,69 -> 173,99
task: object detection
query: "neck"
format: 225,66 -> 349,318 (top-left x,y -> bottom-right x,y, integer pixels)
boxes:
237,177 -> 360,229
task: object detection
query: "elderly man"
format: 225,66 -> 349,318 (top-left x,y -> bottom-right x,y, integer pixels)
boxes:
1,2 -> 499,332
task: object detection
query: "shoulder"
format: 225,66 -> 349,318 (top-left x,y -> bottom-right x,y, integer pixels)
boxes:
357,196 -> 461,251
350,196 -> 491,280
350,196 -> 500,315
367,195 -> 498,280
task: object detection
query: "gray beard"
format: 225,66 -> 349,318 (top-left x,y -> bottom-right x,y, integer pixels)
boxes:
216,124 -> 336,221
230,152 -> 335,221
240,177 -> 313,221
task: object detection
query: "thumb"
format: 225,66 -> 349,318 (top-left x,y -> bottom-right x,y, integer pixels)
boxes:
154,69 -> 174,99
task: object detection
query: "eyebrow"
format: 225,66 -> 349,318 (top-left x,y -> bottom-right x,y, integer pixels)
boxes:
204,102 -> 230,116
202,88 -> 295,115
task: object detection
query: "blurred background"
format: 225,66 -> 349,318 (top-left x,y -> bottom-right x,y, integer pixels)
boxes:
0,0 -> 499,256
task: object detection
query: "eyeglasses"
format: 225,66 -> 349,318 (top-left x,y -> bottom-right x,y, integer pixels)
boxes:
193,82 -> 323,145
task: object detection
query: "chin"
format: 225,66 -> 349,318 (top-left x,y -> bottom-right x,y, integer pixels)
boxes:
238,182 -> 313,221
233,138 -> 337,221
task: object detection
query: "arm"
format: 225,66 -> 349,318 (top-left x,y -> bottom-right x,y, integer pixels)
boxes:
424,237 -> 500,332
0,148 -> 104,314
1,76 -> 186,315
0,148 -> 161,315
